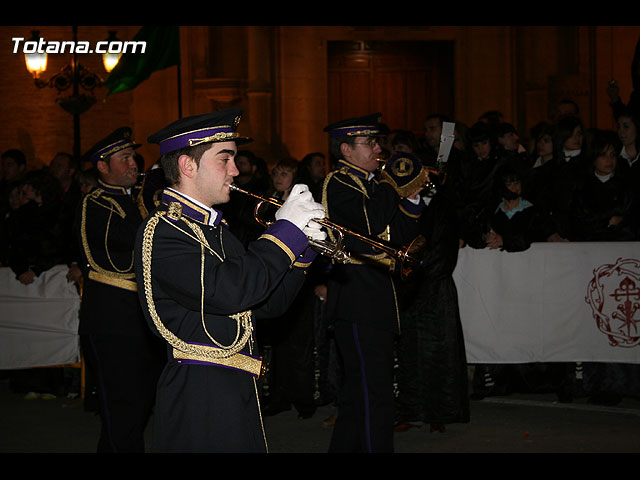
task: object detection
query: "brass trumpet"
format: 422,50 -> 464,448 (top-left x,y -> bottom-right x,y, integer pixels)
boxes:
228,183 -> 425,279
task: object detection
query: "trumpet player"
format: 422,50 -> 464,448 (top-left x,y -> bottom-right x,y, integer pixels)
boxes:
135,108 -> 327,453
322,113 -> 426,453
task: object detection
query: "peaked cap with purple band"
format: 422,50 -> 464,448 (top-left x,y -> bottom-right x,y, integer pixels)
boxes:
83,127 -> 141,164
323,112 -> 382,138
148,108 -> 252,155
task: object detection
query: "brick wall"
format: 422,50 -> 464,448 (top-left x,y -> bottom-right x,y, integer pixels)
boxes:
0,26 -> 136,172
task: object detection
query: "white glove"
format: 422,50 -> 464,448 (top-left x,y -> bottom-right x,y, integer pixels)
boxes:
275,184 -> 326,233
303,220 -> 327,242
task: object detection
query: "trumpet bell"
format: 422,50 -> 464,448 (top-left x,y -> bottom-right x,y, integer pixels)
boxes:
399,234 -> 426,280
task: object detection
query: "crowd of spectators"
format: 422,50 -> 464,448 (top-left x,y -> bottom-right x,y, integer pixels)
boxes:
387,105 -> 638,254
0,149 -> 91,399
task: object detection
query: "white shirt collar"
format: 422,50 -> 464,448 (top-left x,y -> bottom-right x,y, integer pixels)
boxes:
595,171 -> 613,183
563,148 -> 581,161
621,146 -> 639,166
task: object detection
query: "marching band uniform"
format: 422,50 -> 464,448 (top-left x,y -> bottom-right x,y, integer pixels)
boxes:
75,127 -> 164,452
136,109 -> 319,452
321,114 -> 425,452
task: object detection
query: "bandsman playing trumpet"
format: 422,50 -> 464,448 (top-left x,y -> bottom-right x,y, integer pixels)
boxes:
135,108 -> 326,453
321,113 -> 427,453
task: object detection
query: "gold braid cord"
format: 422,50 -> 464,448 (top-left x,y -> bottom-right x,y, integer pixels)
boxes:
321,168 -> 370,248
81,190 -> 135,276
321,168 -> 391,259
141,210 -> 253,360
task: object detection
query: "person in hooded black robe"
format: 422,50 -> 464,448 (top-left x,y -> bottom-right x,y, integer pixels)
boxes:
394,180 -> 470,433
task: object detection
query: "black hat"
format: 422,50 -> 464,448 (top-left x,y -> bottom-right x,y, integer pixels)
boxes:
469,122 -> 493,143
148,108 -> 252,156
84,127 -> 141,164
323,113 -> 382,138
496,122 -> 518,137
1,148 -> 26,165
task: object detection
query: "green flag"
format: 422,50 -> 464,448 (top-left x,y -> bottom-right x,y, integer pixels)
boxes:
104,26 -> 180,97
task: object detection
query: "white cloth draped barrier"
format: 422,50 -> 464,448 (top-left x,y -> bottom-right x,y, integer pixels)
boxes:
4,245 -> 640,369
0,265 -> 81,369
453,242 -> 640,365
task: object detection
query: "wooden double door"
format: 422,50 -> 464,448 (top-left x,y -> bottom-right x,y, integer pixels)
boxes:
328,40 -> 455,135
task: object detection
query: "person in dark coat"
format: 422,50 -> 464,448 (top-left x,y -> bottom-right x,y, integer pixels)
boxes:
458,122 -> 505,248
298,152 -> 327,201
321,114 -> 425,453
0,181 -> 23,267
0,149 -> 27,220
6,169 -> 64,284
394,177 -> 470,434
615,112 -> 640,239
135,108 -> 327,453
568,129 -> 635,242
606,36 -> 640,122
495,122 -> 534,194
48,152 -> 83,283
559,129 -> 639,404
75,127 -> 165,452
475,166 -> 552,252
528,115 -> 587,242
422,113 -> 453,166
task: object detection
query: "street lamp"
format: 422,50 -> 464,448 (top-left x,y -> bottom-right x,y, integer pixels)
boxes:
102,31 -> 123,73
24,26 -> 122,160
24,31 -> 47,78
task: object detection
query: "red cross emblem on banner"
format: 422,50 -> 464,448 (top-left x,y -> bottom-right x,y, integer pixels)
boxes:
586,258 -> 640,348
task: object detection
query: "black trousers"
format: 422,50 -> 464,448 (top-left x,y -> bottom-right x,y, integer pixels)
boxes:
329,321 -> 395,453
81,333 -> 162,453
266,289 -> 317,416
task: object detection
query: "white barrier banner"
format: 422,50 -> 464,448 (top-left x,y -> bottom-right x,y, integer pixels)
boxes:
0,265 -> 80,369
453,242 -> 640,364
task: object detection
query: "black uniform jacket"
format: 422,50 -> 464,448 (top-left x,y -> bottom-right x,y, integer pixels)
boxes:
134,188 -> 314,452
569,171 -> 636,242
321,159 -> 422,334
76,179 -> 149,337
489,200 -> 549,252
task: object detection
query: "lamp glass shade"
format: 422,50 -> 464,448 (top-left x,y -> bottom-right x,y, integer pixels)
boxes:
25,51 -> 47,78
102,52 -> 122,73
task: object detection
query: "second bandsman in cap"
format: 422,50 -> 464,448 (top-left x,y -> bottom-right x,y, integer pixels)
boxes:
321,112 -> 426,453
134,107 -> 327,453
75,126 -> 165,453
